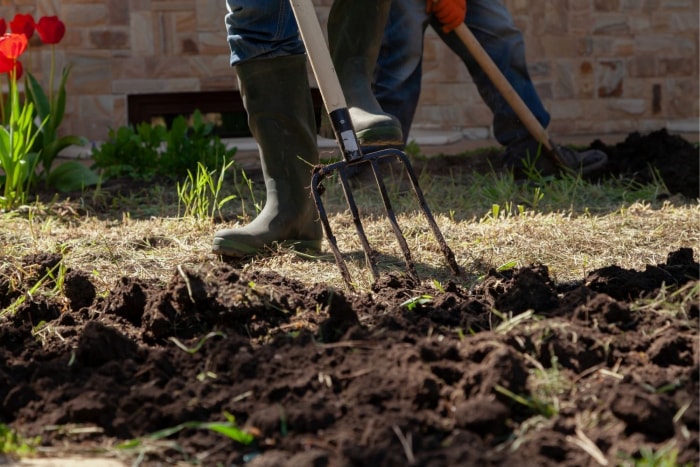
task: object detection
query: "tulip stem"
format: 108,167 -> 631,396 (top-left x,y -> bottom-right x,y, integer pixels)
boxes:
0,76 -> 5,124
49,44 -> 55,106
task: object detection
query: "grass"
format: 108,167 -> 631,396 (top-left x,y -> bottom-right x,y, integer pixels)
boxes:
1,142 -> 697,465
0,144 -> 697,297
0,423 -> 40,457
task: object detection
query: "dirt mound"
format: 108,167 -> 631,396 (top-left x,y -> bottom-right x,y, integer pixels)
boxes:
590,129 -> 699,199
2,248 -> 697,466
412,129 -> 699,199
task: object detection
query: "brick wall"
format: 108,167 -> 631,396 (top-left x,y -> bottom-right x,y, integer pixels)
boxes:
1,0 -> 697,143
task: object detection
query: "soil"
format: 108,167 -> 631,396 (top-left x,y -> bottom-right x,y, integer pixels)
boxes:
1,130 -> 699,466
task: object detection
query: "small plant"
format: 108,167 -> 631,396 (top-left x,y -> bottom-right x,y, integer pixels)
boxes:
617,441 -> 691,467
117,412 -> 255,451
234,169 -> 262,220
0,13 -> 97,193
400,294 -> 433,311
25,16 -> 92,190
177,158 -> 238,221
169,331 -> 226,355
494,384 -> 557,418
0,32 -> 47,211
0,423 -> 40,456
91,110 -> 238,181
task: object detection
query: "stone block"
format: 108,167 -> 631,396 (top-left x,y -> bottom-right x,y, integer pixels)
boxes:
622,0 -> 644,11
597,59 -> 625,97
89,29 -> 129,50
553,60 -> 576,99
111,77 -> 200,94
196,0 -> 221,32
152,0 -> 192,11
130,11 -> 155,56
195,31 -> 231,56
106,0 -> 129,26
61,4 -> 108,27
592,15 -> 631,35
629,55 -> 657,78
549,100 -> 584,120
594,0 -> 621,11
658,57 -> 696,76
65,52 -> 113,94
606,98 -> 647,115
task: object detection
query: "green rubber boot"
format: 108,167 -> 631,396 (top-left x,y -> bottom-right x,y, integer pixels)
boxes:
212,55 -> 322,258
323,0 -> 403,147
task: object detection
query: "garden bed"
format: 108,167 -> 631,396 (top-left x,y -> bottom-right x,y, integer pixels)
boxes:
0,129 -> 698,466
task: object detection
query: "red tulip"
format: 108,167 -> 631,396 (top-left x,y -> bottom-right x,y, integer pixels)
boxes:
0,19 -> 6,37
35,16 -> 65,45
0,33 -> 28,60
9,13 -> 34,39
0,53 -> 12,74
0,54 -> 23,79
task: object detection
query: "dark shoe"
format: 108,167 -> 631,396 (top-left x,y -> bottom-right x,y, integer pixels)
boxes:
503,137 -> 608,179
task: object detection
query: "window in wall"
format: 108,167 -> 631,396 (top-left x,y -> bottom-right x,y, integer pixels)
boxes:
127,90 -> 323,138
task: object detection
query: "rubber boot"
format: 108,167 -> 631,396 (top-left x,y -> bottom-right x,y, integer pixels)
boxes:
212,55 -> 322,257
322,0 -> 403,148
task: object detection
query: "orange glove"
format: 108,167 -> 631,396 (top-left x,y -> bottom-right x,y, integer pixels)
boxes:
426,0 -> 467,33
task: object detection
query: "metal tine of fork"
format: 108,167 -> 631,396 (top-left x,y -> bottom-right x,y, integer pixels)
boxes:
367,156 -> 420,282
392,149 -> 461,276
337,163 -> 381,282
310,148 -> 460,291
310,165 -> 354,289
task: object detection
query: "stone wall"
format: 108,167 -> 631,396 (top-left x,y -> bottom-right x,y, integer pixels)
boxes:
1,0 -> 697,143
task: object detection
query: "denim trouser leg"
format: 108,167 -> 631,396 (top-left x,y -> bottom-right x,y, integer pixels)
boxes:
374,0 -> 550,146
225,0 -> 305,65
374,1 -> 429,143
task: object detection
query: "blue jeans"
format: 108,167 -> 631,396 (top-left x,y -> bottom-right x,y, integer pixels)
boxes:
225,0 -> 305,65
374,0 -> 550,146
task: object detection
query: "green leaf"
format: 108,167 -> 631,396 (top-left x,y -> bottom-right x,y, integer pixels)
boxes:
203,422 -> 255,445
400,294 -> 434,311
25,73 -> 50,119
46,161 -> 100,192
52,66 -> 71,129
42,135 -> 86,172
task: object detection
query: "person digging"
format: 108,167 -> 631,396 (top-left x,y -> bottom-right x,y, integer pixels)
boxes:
212,0 -> 402,258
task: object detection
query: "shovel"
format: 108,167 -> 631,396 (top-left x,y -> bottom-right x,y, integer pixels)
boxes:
454,23 -> 569,168
289,0 -> 460,290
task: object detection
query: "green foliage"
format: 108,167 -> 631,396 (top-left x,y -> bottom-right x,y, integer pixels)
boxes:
400,294 -> 434,311
117,412 -> 255,450
618,442 -> 691,467
495,384 -> 557,418
25,69 -> 95,192
0,74 -> 45,211
0,423 -> 40,456
169,331 -> 227,354
177,158 -> 238,221
91,110 -> 237,181
46,161 -> 100,192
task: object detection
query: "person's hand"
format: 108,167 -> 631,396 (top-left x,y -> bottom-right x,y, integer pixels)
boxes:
426,0 -> 466,33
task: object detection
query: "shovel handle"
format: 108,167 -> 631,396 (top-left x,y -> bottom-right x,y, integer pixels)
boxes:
290,0 -> 362,161
290,0 -> 346,115
454,23 -> 553,152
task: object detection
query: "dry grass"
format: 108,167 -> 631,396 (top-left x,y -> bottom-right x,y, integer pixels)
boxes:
1,161 -> 697,295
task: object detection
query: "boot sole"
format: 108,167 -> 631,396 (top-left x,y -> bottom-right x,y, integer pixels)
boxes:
355,127 -> 403,148
212,238 -> 322,258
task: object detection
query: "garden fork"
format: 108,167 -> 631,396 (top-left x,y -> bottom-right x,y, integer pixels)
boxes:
290,0 -> 460,290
